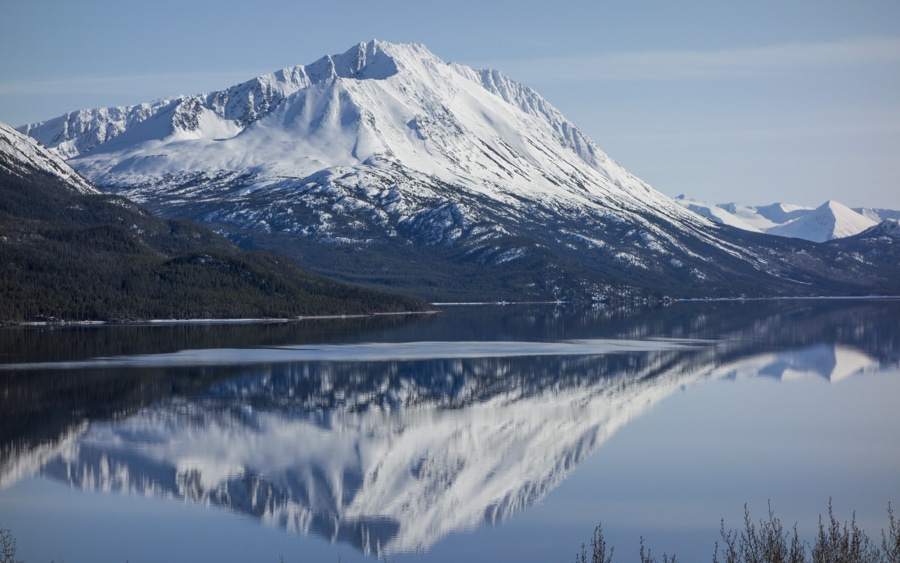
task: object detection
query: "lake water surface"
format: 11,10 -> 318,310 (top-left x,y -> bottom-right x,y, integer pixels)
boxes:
1,299 -> 898,562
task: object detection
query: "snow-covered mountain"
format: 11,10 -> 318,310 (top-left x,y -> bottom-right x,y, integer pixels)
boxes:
769,201 -> 881,242
0,121 -> 97,194
19,41 -> 899,300
20,41 -> 704,240
674,195 -> 883,242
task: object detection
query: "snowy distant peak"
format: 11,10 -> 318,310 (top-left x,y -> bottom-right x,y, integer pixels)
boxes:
768,199 -> 878,242
0,121 -> 98,194
675,194 -> 883,242
674,195 -> 764,231
752,202 -> 812,224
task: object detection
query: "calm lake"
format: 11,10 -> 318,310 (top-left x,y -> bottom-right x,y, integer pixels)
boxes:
1,299 -> 898,563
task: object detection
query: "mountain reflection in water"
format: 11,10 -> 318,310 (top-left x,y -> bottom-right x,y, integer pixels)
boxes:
1,299 -> 898,558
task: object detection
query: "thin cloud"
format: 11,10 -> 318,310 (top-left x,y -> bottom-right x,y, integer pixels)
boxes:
477,36 -> 900,82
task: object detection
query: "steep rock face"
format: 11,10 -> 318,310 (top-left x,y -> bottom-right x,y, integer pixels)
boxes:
19,41 -> 898,300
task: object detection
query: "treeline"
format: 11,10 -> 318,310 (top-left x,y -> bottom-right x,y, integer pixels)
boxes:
0,163 -> 431,323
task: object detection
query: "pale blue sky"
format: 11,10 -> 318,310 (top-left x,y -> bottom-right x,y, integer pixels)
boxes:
2,0 -> 898,209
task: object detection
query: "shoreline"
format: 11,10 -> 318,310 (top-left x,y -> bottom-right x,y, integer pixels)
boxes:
431,300 -> 570,306
674,294 -> 900,303
3,295 -> 898,327
1,310 -> 439,328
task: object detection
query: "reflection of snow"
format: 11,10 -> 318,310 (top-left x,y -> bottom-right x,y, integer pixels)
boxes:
38,369 -> 682,555
711,345 -> 878,383
0,422 -> 87,488
2,342 -> 885,556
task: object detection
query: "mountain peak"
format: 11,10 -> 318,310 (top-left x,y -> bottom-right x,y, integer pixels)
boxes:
304,40 -> 402,82
764,199 -> 877,242
282,40 -> 453,85
818,199 -> 844,211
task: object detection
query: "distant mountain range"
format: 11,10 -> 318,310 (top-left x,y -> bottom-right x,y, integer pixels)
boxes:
0,121 -> 429,322
16,40 -> 900,301
674,195 -> 899,243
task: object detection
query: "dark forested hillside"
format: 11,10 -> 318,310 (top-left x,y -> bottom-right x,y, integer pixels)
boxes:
0,162 -> 431,323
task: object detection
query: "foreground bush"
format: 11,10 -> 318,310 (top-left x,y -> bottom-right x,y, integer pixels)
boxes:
1,525 -> 21,563
576,501 -> 899,563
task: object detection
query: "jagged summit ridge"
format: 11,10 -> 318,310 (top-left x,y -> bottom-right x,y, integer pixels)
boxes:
292,40 -> 396,82
18,40 -> 400,159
